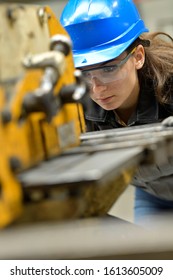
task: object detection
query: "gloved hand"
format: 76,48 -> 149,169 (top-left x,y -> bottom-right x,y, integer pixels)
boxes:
162,116 -> 173,126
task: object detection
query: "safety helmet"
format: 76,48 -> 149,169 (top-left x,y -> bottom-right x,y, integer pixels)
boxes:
60,0 -> 149,68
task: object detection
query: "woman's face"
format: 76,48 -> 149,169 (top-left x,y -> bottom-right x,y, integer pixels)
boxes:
82,45 -> 145,111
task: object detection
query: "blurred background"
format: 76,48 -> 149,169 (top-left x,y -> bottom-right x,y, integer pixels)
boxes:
5,0 -> 173,38
37,0 -> 173,37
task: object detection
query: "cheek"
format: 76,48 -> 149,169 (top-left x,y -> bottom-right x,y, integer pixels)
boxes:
123,61 -> 138,88
89,90 -> 95,100
127,68 -> 138,89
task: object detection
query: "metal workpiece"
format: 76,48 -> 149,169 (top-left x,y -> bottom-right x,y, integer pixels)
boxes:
18,147 -> 143,186
16,147 -> 143,223
80,123 -> 173,140
79,124 -> 173,165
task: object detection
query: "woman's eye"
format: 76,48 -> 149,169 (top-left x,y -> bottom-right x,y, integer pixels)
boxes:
83,71 -> 91,78
103,66 -> 117,73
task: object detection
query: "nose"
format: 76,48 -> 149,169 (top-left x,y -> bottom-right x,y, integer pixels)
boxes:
91,77 -> 107,94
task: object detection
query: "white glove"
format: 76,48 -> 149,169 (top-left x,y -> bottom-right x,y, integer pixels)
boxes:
162,116 -> 173,126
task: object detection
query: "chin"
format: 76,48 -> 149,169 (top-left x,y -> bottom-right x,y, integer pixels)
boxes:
101,104 -> 119,111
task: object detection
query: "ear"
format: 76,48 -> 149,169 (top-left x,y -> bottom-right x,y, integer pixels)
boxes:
134,45 -> 145,70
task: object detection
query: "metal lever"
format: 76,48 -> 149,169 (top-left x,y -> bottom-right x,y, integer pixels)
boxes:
59,70 -> 89,103
21,35 -> 73,121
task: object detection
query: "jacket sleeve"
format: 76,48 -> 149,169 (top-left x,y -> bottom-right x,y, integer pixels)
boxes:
132,156 -> 173,200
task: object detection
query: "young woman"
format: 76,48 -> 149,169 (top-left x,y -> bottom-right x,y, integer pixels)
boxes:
60,0 -> 173,226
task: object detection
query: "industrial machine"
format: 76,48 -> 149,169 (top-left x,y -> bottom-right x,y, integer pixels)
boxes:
0,2 -> 173,235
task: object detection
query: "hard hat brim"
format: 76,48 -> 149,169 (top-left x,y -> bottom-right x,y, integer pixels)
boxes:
73,26 -> 149,68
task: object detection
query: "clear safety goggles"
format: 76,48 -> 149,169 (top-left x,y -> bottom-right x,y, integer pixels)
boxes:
81,48 -> 136,84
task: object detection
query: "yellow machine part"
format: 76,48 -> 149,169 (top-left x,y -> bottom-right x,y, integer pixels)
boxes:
0,121 -> 23,228
0,4 -> 85,169
44,5 -> 85,156
0,4 -> 86,227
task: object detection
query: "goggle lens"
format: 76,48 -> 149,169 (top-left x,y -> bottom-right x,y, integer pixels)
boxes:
81,48 -> 136,84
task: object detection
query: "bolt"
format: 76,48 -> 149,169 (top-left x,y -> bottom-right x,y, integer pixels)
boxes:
50,35 -> 72,56
1,109 -> 12,124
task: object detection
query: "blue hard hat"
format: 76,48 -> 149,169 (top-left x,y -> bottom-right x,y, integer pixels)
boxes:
60,0 -> 149,68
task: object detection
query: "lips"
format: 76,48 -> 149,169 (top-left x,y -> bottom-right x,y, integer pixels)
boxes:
98,95 -> 114,104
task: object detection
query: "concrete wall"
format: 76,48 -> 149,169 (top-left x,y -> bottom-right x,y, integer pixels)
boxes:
140,0 -> 173,36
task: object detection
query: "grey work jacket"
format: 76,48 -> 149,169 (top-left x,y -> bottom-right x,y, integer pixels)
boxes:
83,82 -> 173,201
